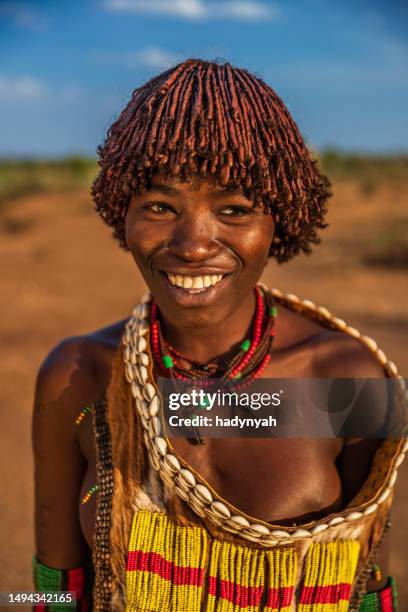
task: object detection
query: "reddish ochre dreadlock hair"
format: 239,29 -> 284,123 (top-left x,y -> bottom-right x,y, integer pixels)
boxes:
92,58 -> 331,263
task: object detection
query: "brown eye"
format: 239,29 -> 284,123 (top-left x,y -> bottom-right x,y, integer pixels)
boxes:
221,206 -> 254,217
144,202 -> 176,215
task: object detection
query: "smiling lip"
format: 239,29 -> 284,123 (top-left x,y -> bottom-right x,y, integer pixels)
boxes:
159,270 -> 234,306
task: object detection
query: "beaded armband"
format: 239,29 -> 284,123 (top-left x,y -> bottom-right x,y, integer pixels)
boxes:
359,578 -> 398,611
32,556 -> 94,611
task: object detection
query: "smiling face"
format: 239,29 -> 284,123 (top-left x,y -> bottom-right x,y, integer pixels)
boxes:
125,174 -> 275,328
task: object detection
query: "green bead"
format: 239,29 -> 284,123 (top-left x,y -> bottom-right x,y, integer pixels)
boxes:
233,372 -> 242,379
269,306 -> 278,317
162,355 -> 174,368
240,339 -> 251,352
199,398 -> 210,410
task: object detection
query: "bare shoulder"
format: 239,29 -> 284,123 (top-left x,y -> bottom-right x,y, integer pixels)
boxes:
311,323 -> 389,442
274,298 -> 385,376
34,319 -> 127,416
313,327 -> 387,378
273,301 -> 383,371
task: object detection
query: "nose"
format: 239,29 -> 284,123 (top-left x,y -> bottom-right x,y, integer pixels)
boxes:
167,214 -> 222,263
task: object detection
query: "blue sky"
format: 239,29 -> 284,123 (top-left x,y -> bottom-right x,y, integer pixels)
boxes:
0,0 -> 407,157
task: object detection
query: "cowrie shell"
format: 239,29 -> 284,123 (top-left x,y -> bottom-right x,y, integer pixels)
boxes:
131,381 -> 142,400
228,515 -> 250,529
293,529 -> 312,538
155,437 -> 167,457
178,469 -> 196,488
194,484 -> 213,504
136,365 -> 148,384
138,337 -> 147,353
211,501 -> 231,519
249,523 -> 270,536
125,363 -> 134,383
139,353 -> 150,367
311,524 -> 329,534
163,454 -> 181,473
328,516 -> 345,526
144,383 -> 156,400
346,512 -> 363,521
149,417 -> 161,437
149,396 -> 160,417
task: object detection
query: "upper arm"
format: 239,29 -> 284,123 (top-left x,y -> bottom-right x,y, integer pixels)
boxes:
32,337 -> 94,568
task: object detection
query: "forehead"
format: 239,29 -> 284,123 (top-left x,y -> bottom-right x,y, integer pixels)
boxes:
149,173 -> 247,199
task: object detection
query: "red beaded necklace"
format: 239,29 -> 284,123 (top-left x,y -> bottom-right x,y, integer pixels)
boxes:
150,286 -> 278,444
150,286 -> 277,393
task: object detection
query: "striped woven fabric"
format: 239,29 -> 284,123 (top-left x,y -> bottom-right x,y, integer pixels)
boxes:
32,556 -> 92,611
298,541 -> 360,611
206,542 -> 296,612
126,511 -> 208,611
125,511 -> 361,611
359,578 -> 397,611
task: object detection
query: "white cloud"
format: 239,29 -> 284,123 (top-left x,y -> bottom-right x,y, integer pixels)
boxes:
215,2 -> 272,19
125,47 -> 181,69
0,2 -> 48,31
93,47 -> 182,70
0,78 -> 85,105
0,76 -> 46,100
103,0 -> 278,21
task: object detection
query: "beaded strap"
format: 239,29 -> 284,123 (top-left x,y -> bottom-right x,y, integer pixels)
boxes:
32,556 -> 94,611
350,517 -> 392,610
75,405 -> 94,426
81,484 -> 98,505
76,404 -> 99,505
359,578 -> 398,611
91,398 -> 114,610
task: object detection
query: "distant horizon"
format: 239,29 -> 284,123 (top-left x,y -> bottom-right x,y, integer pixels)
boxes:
1,149 -> 408,162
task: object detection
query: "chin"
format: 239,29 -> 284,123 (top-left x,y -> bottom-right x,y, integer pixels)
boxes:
162,300 -> 230,329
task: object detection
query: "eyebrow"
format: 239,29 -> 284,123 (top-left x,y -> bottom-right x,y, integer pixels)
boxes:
211,187 -> 246,199
147,184 -> 246,199
146,184 -> 180,197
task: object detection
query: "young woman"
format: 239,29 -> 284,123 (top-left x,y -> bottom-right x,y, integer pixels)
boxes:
32,59 -> 406,610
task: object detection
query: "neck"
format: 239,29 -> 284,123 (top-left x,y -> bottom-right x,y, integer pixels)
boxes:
158,290 -> 256,364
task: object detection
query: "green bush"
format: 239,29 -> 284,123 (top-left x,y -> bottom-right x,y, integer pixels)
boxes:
0,157 -> 98,208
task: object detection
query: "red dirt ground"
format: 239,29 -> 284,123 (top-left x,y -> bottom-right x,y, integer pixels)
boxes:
0,180 -> 406,606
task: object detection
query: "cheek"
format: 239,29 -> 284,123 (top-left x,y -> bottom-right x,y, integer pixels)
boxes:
125,214 -> 160,262
235,219 -> 274,268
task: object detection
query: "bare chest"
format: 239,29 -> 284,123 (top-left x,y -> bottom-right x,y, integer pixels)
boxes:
77,331 -> 344,549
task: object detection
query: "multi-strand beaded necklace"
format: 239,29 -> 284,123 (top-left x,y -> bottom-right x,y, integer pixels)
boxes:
150,285 -> 278,443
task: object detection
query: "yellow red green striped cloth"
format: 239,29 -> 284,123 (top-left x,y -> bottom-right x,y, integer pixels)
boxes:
125,510 -> 360,611
298,541 -> 360,611
358,578 -> 397,611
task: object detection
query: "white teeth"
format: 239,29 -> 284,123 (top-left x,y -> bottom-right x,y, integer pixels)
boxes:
192,277 -> 204,289
166,273 -> 224,290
